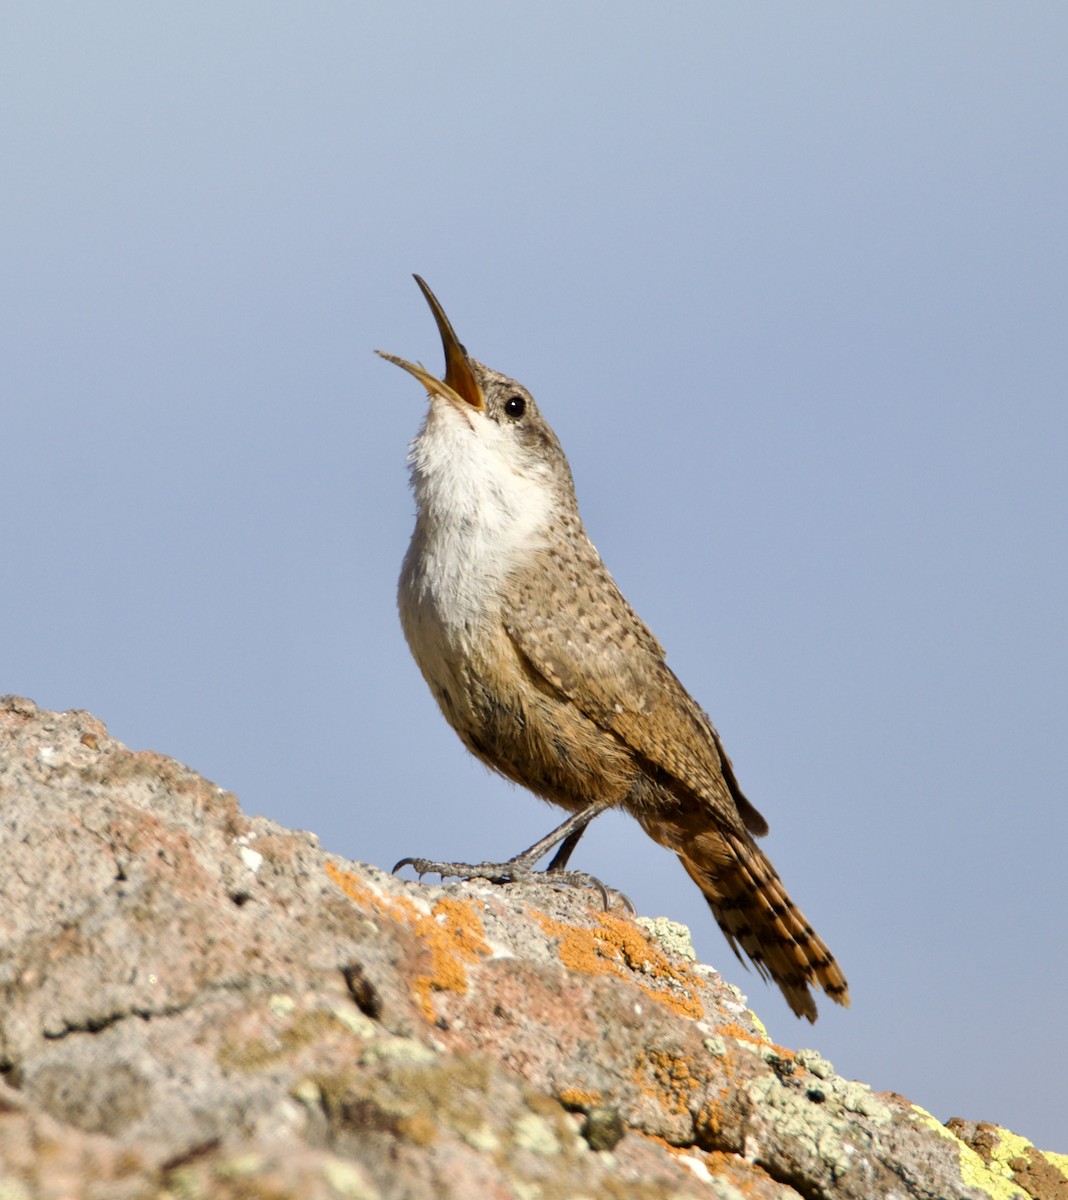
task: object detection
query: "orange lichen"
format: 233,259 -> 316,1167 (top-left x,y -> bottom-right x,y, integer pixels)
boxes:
556,1086 -> 604,1110
411,897 -> 491,1019
640,1135 -> 778,1198
397,1113 -> 439,1147
695,1098 -> 724,1141
716,1021 -> 795,1064
699,1149 -> 781,1197
325,862 -> 489,1021
638,1049 -> 701,1116
640,1132 -> 677,1151
631,1044 -> 735,1144
325,860 -> 419,920
533,909 -> 704,1020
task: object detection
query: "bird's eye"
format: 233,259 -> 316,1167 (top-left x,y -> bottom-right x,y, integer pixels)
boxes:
504,395 -> 526,419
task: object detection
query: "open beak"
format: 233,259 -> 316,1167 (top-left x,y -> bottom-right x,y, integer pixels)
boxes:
376,276 -> 485,411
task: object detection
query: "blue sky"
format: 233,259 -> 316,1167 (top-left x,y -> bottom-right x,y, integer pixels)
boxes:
4,4 -> 1066,1150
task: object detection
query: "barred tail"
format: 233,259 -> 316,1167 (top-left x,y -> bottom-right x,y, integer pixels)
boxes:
668,825 -> 849,1021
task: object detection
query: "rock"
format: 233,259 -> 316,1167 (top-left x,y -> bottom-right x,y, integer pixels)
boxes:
0,695 -> 1063,1199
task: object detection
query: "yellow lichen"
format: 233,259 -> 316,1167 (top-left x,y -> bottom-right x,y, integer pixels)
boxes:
911,1106 -> 1027,1200
952,1123 -> 1068,1200
989,1129 -> 1037,1171
1043,1150 -> 1068,1177
747,1010 -> 770,1040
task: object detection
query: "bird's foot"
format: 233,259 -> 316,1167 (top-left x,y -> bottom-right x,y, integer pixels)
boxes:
392,855 -> 534,886
392,855 -> 632,912
391,801 -> 632,909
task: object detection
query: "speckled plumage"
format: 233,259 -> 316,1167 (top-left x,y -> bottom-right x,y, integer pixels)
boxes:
380,278 -> 849,1021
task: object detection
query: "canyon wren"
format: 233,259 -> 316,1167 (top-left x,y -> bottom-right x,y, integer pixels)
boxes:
378,277 -> 849,1021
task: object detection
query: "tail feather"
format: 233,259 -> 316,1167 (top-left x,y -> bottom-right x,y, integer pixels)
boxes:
674,827 -> 849,1022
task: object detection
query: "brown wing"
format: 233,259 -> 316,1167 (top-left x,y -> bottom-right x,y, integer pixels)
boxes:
505,533 -> 849,1020
503,533 -> 767,837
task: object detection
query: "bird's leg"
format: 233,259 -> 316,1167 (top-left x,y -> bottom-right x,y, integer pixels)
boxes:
546,826 -> 586,871
504,800 -> 611,870
392,800 -> 627,906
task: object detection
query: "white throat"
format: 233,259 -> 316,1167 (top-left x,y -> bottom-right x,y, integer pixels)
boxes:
400,400 -> 553,642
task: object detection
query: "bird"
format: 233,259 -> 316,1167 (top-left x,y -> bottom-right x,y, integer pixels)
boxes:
377,276 -> 849,1021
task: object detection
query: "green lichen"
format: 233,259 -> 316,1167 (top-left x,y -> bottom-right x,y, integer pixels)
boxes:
910,1107 -> 1027,1200
317,1053 -> 495,1145
320,1157 -> 380,1199
747,1063 -> 893,1184
267,993 -> 296,1018
217,1009 -> 344,1072
330,1004 -> 378,1040
359,1036 -> 436,1065
837,1080 -> 890,1122
512,1112 -> 563,1156
214,1153 -> 264,1178
160,1165 -> 207,1200
462,1124 -> 501,1153
747,1073 -> 854,1180
291,1077 -> 322,1107
635,917 -> 697,961
794,1048 -> 835,1079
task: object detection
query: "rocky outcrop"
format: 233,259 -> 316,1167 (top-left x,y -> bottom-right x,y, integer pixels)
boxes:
0,695 -> 1064,1199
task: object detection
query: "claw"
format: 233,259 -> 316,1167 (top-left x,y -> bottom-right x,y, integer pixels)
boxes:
389,802 -> 624,904
393,854 -> 630,913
